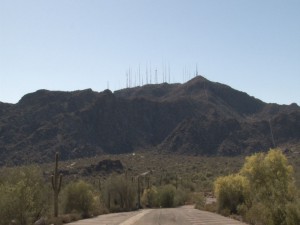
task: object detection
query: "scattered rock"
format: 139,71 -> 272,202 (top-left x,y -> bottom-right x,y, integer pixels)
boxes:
34,217 -> 47,225
84,159 -> 124,175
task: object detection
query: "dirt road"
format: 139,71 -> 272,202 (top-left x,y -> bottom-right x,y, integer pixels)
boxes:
68,206 -> 247,225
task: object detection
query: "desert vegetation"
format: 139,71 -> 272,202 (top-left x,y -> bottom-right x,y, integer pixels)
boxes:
0,149 -> 299,225
0,166 -> 50,225
214,149 -> 300,225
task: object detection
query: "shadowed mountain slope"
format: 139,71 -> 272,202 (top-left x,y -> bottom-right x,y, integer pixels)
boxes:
0,76 -> 299,165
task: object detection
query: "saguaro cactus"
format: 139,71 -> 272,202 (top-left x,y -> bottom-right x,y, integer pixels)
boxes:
51,152 -> 62,217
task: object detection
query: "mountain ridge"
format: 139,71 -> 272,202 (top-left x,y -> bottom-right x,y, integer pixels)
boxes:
0,76 -> 299,166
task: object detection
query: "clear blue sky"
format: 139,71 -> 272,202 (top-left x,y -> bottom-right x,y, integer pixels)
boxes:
1,0 -> 299,105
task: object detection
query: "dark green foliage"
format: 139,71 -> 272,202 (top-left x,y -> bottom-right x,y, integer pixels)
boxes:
157,185 -> 176,208
141,185 -> 179,208
63,180 -> 96,218
102,175 -> 136,212
0,166 -> 49,225
174,188 -> 189,206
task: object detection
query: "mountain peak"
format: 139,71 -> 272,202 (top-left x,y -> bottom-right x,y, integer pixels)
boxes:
0,77 -> 299,165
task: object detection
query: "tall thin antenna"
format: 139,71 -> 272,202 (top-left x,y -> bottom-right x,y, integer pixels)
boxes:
162,62 -> 165,83
165,63 -> 167,83
150,62 -> 152,84
139,64 -> 141,86
126,70 -> 128,88
129,67 -> 132,88
146,63 -> 148,84
168,63 -> 170,83
134,70 -> 137,87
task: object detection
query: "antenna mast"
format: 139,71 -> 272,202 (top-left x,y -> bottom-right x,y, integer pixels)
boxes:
168,63 -> 170,83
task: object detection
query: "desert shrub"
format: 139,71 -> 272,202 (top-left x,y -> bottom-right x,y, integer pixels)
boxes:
141,185 -> 188,208
156,184 -> 176,208
0,183 -> 15,225
63,180 -> 97,218
204,202 -> 218,213
180,179 -> 196,192
214,174 -> 249,214
285,201 -> 300,225
102,175 -> 136,212
244,202 -> 273,225
141,186 -> 158,207
241,149 -> 297,225
214,149 -> 300,225
192,192 -> 206,210
0,166 -> 48,225
174,188 -> 189,206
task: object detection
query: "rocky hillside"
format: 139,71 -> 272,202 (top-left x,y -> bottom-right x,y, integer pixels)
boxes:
0,76 -> 299,165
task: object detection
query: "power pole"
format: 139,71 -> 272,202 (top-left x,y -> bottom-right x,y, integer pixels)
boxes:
126,71 -> 128,88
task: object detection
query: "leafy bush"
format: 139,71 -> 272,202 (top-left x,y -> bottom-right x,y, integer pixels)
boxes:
214,174 -> 249,214
141,185 -> 190,208
63,180 -> 97,218
244,202 -> 273,225
192,192 -> 206,210
285,201 -> 300,225
204,202 -> 218,213
0,166 -> 49,225
174,188 -> 189,206
156,185 -> 176,208
214,149 -> 300,225
141,186 -> 158,207
102,175 -> 136,212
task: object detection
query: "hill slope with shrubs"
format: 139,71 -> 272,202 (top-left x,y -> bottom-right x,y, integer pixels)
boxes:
0,76 -> 300,165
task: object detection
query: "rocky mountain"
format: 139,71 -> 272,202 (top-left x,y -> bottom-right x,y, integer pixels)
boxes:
0,76 -> 299,166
